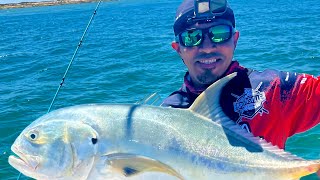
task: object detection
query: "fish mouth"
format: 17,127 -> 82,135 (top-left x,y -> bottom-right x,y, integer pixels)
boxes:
8,145 -> 39,175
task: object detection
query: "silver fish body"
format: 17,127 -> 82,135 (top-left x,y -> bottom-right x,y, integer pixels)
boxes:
9,73 -> 320,179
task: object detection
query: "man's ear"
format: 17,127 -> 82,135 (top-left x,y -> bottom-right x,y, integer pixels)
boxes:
233,31 -> 240,49
171,41 -> 180,53
172,41 -> 185,64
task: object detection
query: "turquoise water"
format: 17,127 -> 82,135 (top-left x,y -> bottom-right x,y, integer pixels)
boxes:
0,0 -> 319,179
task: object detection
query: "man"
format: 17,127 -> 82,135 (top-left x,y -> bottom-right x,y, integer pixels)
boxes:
162,0 -> 320,149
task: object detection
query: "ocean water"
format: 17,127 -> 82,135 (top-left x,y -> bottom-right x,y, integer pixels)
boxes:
0,0 -> 319,179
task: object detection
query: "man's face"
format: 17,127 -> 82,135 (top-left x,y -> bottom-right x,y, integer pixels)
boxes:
172,20 -> 239,88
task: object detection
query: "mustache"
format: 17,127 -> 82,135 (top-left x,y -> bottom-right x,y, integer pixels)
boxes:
195,52 -> 223,60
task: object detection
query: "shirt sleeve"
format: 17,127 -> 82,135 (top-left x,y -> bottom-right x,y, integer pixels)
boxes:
283,73 -> 320,137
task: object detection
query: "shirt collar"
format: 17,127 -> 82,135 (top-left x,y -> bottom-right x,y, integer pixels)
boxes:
184,61 -> 247,95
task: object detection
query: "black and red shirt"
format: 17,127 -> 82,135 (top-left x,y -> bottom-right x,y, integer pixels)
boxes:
162,61 -> 320,149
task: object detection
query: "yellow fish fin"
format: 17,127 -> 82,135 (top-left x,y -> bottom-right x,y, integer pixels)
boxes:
104,153 -> 184,179
288,160 -> 320,179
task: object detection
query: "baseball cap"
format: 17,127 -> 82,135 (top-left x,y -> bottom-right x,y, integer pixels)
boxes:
173,0 -> 235,36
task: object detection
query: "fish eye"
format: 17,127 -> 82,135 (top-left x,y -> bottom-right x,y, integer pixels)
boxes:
26,130 -> 39,141
91,138 -> 98,145
30,133 -> 37,140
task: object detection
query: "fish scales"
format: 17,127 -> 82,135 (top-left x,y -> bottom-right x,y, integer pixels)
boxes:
9,73 -> 320,180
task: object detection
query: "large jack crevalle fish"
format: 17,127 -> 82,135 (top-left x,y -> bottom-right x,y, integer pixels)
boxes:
9,73 -> 320,180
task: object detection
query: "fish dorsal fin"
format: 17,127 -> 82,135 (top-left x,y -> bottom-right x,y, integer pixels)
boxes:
188,72 -> 237,119
135,92 -> 162,106
230,128 -> 306,161
105,153 -> 184,179
188,72 -> 307,161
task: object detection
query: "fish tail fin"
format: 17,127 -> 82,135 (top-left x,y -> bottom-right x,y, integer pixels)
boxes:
296,160 -> 320,179
315,161 -> 320,178
306,162 -> 320,179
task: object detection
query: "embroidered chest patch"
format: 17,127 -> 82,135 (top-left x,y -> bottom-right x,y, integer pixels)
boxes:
232,83 -> 269,123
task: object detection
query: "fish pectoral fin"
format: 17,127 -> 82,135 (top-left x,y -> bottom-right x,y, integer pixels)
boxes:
104,153 -> 183,179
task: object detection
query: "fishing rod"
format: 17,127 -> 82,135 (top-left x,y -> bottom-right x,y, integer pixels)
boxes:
16,0 -> 102,179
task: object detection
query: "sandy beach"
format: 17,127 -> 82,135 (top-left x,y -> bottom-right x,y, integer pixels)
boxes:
0,0 -> 112,9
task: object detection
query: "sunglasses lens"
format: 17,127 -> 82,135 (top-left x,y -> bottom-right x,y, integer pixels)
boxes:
178,25 -> 234,47
180,29 -> 202,47
209,25 -> 232,43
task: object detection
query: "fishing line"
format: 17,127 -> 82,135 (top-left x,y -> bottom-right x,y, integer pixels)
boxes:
47,0 -> 102,113
16,1 -> 102,179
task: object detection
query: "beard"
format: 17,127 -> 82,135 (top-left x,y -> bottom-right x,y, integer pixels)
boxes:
196,69 -> 220,86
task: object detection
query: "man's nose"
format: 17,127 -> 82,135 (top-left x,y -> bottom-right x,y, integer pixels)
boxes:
199,34 -> 216,51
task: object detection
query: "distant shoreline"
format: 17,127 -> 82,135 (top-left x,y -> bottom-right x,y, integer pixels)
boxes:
0,0 -> 114,10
